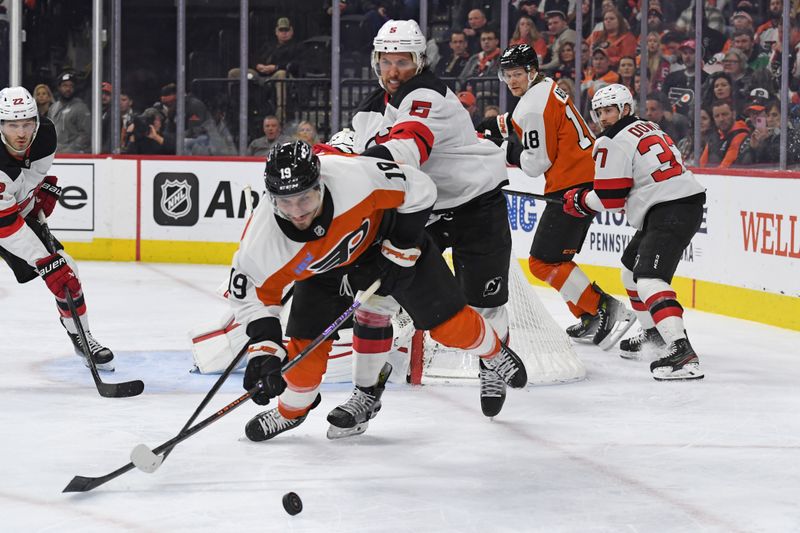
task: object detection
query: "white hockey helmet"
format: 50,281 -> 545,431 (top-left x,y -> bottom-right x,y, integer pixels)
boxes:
590,83 -> 634,126
328,128 -> 355,153
371,19 -> 427,83
0,86 -> 40,154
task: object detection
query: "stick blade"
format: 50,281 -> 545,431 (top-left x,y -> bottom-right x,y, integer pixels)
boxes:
63,475 -> 103,493
98,379 -> 145,398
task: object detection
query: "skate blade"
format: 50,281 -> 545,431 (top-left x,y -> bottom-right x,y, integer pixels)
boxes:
596,309 -> 636,351
327,421 -> 369,440
82,358 -> 115,372
652,363 -> 704,381
618,350 -> 642,361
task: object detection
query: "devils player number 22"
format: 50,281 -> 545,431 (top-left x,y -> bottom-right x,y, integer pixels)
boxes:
229,269 -> 247,299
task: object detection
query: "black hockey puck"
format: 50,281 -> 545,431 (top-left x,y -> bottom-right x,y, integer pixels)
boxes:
282,492 -> 303,515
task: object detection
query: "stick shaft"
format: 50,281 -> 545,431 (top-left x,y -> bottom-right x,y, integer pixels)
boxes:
502,188 -> 564,205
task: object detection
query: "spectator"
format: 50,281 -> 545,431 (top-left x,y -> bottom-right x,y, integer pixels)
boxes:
730,10 -> 755,33
435,30 -> 471,78
516,0 -> 547,32
644,31 -> 671,94
463,8 -> 489,55
755,0 -> 783,50
703,72 -> 740,115
457,90 -> 481,126
722,48 -> 753,104
588,7 -> 637,69
207,107 -> 237,155
700,99 -> 750,168
119,91 -> 136,152
483,104 -> 500,119
549,40 -> 577,80
738,99 -> 800,165
229,17 -> 301,123
48,72 -> 91,154
581,47 -> 620,104
293,120 -> 319,144
124,107 -> 175,155
155,82 -> 212,153
647,6 -> 666,35
540,10 -> 577,71
247,115 -> 291,157
33,83 -> 53,121
731,29 -> 769,71
510,15 -> 548,61
617,56 -> 637,98
645,92 -> 690,142
662,40 -> 708,107
101,82 -> 113,153
541,0 -> 573,20
459,28 -> 502,84
675,95 -> 715,163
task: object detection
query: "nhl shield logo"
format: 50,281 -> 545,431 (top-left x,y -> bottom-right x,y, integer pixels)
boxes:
160,179 -> 192,219
153,172 -> 199,226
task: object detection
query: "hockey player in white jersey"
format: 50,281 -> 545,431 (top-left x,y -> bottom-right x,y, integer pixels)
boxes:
350,19 -> 516,417
230,141 -> 526,442
0,86 -> 114,371
562,84 -> 706,380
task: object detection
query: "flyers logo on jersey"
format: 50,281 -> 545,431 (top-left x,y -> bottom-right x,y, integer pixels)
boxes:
308,219 -> 371,273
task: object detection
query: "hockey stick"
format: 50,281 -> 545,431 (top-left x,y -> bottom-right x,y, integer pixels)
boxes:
37,212 -> 144,398
502,188 -> 564,205
64,278 -> 381,492
157,185 -> 257,465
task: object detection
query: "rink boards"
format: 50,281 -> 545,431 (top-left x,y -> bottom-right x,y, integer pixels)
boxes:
49,155 -> 800,330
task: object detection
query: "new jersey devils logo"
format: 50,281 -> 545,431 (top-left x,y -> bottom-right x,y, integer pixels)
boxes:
308,219 -> 371,273
482,276 -> 503,297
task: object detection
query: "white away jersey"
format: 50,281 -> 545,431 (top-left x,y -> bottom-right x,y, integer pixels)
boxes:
588,116 -> 705,229
0,119 -> 57,265
228,154 -> 436,329
351,71 -> 507,211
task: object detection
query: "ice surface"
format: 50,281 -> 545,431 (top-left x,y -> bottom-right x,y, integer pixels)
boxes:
2,262 -> 799,532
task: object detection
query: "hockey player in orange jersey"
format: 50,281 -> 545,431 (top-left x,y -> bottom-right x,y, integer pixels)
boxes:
485,44 -> 634,349
562,84 -> 706,380
228,141 -> 527,442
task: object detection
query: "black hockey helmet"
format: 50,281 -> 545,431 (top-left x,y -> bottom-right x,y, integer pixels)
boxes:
499,44 -> 539,74
264,141 -> 321,197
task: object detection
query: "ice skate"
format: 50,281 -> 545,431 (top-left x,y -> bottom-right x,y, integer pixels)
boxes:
566,313 -> 599,343
483,342 -> 527,388
650,338 -> 704,381
619,327 -> 666,360
64,321 -> 115,372
479,358 -> 506,418
327,363 -> 392,439
591,284 -> 635,350
245,394 -> 321,442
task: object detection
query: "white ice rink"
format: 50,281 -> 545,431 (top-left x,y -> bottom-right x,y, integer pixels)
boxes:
1,261 -> 799,533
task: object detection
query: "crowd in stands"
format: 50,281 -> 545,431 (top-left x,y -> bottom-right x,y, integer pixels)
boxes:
16,0 -> 800,168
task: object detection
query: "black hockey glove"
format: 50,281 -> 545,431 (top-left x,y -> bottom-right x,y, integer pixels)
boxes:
503,137 -> 524,166
477,113 -> 510,148
243,340 -> 287,405
375,239 -> 421,296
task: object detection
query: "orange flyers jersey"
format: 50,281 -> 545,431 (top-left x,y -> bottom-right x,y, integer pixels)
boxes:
511,77 -> 596,193
228,154 -> 437,328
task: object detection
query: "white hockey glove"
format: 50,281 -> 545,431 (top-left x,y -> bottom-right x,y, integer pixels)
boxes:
243,340 -> 287,405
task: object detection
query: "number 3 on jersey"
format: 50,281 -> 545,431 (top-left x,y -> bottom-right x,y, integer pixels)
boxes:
637,134 -> 683,182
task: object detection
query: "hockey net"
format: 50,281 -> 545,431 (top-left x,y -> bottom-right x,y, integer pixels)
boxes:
400,259 -> 585,385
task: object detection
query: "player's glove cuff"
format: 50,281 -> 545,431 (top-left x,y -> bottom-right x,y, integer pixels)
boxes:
380,239 -> 421,268
563,188 -> 596,218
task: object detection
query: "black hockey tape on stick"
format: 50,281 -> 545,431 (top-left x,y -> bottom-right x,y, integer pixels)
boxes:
64,279 -> 382,491
502,188 -> 564,205
37,212 -> 144,398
